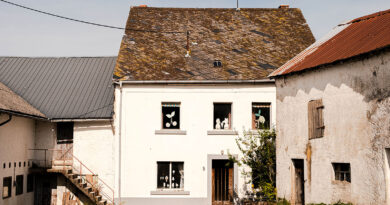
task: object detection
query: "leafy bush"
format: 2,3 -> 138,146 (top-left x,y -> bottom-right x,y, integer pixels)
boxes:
230,128 -> 276,201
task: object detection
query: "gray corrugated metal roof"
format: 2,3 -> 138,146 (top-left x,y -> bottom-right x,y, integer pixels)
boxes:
0,57 -> 116,120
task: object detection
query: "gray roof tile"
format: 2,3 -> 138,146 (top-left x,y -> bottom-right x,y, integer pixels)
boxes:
0,57 -> 116,119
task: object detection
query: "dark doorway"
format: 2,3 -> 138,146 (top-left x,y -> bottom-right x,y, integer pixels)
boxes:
292,159 -> 305,205
212,160 -> 233,205
34,174 -> 57,205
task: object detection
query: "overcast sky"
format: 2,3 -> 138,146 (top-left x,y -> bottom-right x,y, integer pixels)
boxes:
0,0 -> 389,57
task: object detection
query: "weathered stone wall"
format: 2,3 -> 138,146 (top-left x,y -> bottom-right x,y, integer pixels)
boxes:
275,50 -> 390,205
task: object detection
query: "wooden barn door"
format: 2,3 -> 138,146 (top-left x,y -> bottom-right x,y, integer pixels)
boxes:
212,160 -> 233,205
293,159 -> 305,205
54,122 -> 74,162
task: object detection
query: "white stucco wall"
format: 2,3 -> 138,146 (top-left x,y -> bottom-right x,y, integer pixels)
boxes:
275,50 -> 390,204
115,83 -> 276,204
73,121 -> 115,199
0,115 -> 35,205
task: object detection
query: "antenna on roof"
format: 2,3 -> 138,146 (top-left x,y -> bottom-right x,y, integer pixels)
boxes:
185,31 -> 191,58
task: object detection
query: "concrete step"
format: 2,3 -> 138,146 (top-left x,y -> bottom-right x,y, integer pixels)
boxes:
85,186 -> 92,192
98,199 -> 107,205
95,195 -> 102,201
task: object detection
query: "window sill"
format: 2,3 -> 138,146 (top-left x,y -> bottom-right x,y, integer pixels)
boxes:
150,190 -> 190,195
207,130 -> 238,135
155,130 -> 187,135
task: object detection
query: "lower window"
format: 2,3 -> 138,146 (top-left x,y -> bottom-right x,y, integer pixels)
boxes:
2,176 -> 12,198
16,175 -> 23,195
333,163 -> 351,182
157,162 -> 184,189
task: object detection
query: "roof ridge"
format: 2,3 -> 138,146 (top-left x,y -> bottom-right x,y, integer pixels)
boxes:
0,56 -> 117,59
130,7 -> 298,10
347,9 -> 390,24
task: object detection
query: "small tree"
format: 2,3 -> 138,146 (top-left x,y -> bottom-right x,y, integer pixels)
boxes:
230,128 -> 277,201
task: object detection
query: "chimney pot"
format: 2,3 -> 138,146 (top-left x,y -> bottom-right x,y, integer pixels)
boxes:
279,5 -> 289,9
138,5 -> 148,7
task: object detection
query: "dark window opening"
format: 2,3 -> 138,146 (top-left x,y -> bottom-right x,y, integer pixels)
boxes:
252,103 -> 271,129
162,103 -> 180,129
19,162 -> 21,167
16,175 -> 23,195
27,174 -> 34,193
333,163 -> 351,182
157,162 -> 184,189
214,60 -> 222,67
308,99 -> 324,139
24,162 -> 26,167
214,103 -> 232,129
57,122 -> 74,144
2,176 -> 11,198
9,162 -> 11,168
3,163 -> 5,169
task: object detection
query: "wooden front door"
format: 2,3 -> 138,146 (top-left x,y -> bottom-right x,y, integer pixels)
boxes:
212,160 -> 233,205
293,159 -> 305,205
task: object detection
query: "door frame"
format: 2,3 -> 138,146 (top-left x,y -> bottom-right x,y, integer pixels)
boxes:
207,154 -> 238,205
292,159 -> 305,205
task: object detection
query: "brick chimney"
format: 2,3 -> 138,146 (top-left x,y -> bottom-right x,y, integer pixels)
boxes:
279,5 -> 289,9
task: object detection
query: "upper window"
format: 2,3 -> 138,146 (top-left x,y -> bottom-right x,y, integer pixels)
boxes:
2,176 -> 11,199
162,103 -> 180,129
252,103 -> 271,129
57,122 -> 74,144
157,162 -> 184,189
214,103 -> 232,130
333,163 -> 351,182
308,99 -> 324,139
16,175 -> 23,195
27,174 -> 34,193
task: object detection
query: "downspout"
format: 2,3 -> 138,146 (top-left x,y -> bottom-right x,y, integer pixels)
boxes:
118,81 -> 123,204
0,114 -> 12,126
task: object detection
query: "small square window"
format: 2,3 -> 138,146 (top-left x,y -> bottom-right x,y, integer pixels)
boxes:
27,174 -> 34,193
3,176 -> 12,198
16,175 -> 23,195
162,103 -> 180,129
157,162 -> 184,189
252,103 -> 271,129
333,163 -> 351,182
214,103 -> 232,129
57,122 -> 74,144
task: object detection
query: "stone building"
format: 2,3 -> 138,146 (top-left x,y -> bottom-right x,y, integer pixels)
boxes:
269,9 -> 390,205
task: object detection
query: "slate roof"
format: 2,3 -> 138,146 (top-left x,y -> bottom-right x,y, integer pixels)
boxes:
270,9 -> 390,77
114,7 -> 315,81
0,57 -> 116,120
0,82 -> 45,118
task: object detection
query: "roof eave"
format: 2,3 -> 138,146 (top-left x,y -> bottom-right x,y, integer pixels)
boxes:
116,79 -> 275,85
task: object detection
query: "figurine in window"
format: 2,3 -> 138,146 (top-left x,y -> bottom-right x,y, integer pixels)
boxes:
255,110 -> 265,129
215,118 -> 221,129
222,118 -> 229,129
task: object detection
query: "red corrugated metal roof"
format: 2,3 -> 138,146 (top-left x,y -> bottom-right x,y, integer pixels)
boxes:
270,9 -> 390,77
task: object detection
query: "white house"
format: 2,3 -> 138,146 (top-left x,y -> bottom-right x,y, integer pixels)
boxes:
113,6 -> 314,205
0,57 -> 117,204
269,9 -> 390,205
0,81 -> 46,205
